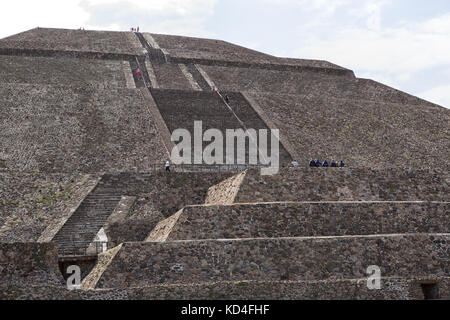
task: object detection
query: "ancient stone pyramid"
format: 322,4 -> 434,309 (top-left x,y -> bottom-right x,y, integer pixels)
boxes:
0,27 -> 448,300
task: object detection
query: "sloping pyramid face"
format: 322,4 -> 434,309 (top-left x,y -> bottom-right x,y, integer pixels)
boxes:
0,28 -> 448,300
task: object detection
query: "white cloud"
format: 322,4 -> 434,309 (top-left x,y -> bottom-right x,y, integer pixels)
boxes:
0,0 -> 218,39
0,1 -> 89,38
288,4 -> 450,108
84,0 -> 217,16
80,0 -> 217,37
0,0 -> 448,108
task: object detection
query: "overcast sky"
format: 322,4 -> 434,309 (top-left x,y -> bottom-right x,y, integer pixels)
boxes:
1,0 -> 449,108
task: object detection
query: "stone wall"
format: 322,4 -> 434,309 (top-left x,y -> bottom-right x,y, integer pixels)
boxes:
243,92 -> 449,169
205,171 -> 246,205
146,209 -> 184,242
91,234 -> 449,288
96,172 -> 234,218
104,196 -> 165,243
147,33 -> 353,75
0,243 -> 63,294
81,244 -> 122,290
153,202 -> 449,241
0,171 -> 99,242
3,277 -> 450,300
0,55 -> 127,89
234,168 -> 449,203
200,65 -> 433,106
152,63 -> 194,90
0,83 -> 167,172
1,28 -> 144,56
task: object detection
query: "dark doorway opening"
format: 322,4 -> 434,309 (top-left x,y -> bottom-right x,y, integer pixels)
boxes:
421,283 -> 440,300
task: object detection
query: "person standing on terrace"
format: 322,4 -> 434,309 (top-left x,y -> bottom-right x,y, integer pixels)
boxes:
165,160 -> 171,172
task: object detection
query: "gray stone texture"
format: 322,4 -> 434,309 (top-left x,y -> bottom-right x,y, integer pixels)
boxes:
244,91 -> 449,169
147,33 -> 352,75
3,277 -> 449,300
153,202 -> 449,241
1,28 -> 144,56
0,171 -> 99,242
0,83 -> 167,172
0,27 -> 448,300
0,55 -> 127,88
235,168 -> 449,203
93,234 -> 449,288
150,89 -> 292,164
0,243 -> 63,293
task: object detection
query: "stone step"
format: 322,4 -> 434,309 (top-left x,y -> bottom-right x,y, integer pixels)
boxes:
91,233 -> 449,288
148,202 -> 450,241
52,187 -> 122,255
81,278 -> 450,300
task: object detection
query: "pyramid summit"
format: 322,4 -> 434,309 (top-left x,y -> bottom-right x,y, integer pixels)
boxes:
0,27 -> 448,300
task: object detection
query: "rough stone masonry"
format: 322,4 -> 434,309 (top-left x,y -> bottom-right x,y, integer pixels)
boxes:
0,27 -> 448,300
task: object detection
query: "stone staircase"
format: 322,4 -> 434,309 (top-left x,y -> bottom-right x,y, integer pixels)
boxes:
135,32 -> 167,64
185,64 -> 211,91
221,91 -> 292,164
52,190 -> 121,256
150,88 -> 291,165
129,59 -> 146,88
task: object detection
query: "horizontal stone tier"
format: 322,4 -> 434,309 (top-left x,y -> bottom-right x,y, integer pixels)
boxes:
1,28 -> 144,56
146,32 -> 352,73
0,55 -> 128,88
148,202 -> 449,241
200,65 -> 430,106
234,168 -> 449,202
241,90 -> 448,169
92,234 -> 449,288
0,46 -> 143,61
168,55 -> 355,77
0,243 -> 63,288
4,277 -> 450,300
0,83 -> 167,173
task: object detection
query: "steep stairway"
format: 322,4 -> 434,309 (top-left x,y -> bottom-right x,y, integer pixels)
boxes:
185,64 -> 211,91
135,32 -> 167,64
151,88 -> 292,165
218,91 -> 292,164
129,58 -> 146,88
52,190 -> 121,256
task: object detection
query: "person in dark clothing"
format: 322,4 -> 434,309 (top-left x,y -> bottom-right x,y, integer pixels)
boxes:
315,159 -> 322,167
331,160 -> 337,167
339,161 -> 345,167
323,160 -> 329,167
225,94 -> 230,103
309,159 -> 316,167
